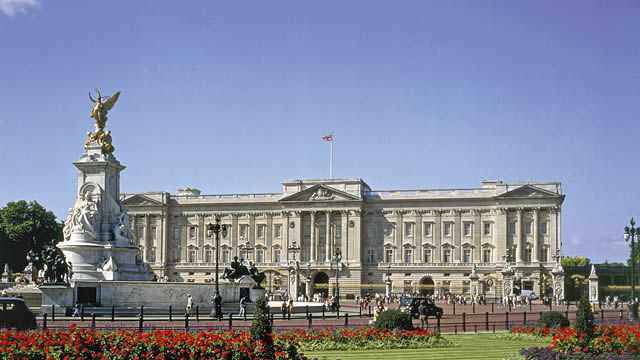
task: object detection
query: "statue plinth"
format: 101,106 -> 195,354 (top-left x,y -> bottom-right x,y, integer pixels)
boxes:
60,141 -> 147,281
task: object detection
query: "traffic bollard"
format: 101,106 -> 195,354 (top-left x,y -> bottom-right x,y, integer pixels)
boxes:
91,313 -> 96,328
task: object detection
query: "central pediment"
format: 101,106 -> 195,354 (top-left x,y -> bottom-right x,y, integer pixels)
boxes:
279,184 -> 361,202
122,194 -> 163,206
496,184 -> 561,199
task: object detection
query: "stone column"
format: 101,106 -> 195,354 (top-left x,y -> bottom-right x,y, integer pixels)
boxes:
496,208 -> 507,263
533,208 -> 540,263
395,211 -> 403,263
310,211 -> 316,262
198,214 -> 205,263
249,214 -> 256,259
144,215 -> 150,261
231,214 -> 239,258
473,209 -> 482,262
589,265 -> 599,306
516,208 -> 523,263
352,210 -> 362,265
283,211 -> 290,262
454,210 -> 462,262
341,211 -> 349,262
266,213 -> 273,262
161,210 -> 167,264
415,210 -> 423,263
434,210 -> 442,262
325,212 -> 331,263
549,207 -> 558,257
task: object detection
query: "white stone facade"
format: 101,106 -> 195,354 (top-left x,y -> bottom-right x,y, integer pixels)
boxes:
121,178 -> 565,300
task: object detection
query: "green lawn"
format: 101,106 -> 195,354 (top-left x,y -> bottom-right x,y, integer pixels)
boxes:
303,333 -> 549,360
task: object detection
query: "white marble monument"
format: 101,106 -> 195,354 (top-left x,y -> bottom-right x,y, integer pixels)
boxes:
58,90 -> 147,281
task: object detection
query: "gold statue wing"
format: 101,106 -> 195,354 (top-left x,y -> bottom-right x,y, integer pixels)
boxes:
102,91 -> 121,111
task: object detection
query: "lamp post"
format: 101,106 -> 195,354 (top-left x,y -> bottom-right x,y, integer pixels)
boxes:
333,248 -> 342,310
240,239 -> 254,261
207,218 -> 227,319
288,239 -> 300,260
624,218 -> 639,320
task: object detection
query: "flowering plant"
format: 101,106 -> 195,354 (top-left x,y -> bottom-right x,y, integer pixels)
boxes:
0,324 -> 304,360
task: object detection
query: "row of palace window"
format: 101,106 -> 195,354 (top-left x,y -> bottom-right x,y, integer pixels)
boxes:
138,220 -> 550,243
164,248 -> 283,264
376,221 -> 549,239
367,246 -> 549,264
137,224 -> 286,242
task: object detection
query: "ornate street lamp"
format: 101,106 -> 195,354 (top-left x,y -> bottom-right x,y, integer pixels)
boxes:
334,247 -> 342,311
207,218 -> 227,320
624,218 -> 639,320
240,239 -> 254,261
288,239 -> 300,260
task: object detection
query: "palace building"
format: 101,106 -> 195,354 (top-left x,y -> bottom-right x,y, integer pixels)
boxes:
121,178 -> 564,300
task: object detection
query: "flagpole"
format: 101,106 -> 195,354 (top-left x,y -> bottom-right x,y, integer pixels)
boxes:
330,138 -> 333,179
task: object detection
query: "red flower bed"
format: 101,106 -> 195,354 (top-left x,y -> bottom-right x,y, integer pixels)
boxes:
0,324 -> 304,360
511,323 -> 640,355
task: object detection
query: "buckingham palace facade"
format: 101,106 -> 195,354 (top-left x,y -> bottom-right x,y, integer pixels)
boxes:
121,178 -> 564,300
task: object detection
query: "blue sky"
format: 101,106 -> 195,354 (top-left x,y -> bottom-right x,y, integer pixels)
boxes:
1,1 -> 639,263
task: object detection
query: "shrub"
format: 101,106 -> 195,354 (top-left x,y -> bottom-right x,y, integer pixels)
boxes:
250,297 -> 275,359
374,309 -> 413,331
574,293 -> 595,345
537,311 -> 570,329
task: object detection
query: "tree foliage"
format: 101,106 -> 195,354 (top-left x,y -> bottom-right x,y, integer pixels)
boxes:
250,297 -> 274,359
561,256 -> 591,268
575,293 -> 595,346
0,200 -> 61,273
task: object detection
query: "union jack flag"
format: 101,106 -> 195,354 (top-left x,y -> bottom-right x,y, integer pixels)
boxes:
322,134 -> 333,141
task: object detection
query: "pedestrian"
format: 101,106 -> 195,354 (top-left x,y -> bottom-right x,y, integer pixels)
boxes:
418,301 -> 428,329
72,302 -> 81,317
0,290 -> 7,298
186,294 -> 194,315
239,296 -> 247,317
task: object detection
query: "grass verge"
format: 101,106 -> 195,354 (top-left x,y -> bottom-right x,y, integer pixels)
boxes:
303,333 -> 549,360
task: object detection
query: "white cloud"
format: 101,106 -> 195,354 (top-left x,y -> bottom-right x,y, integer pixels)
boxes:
0,0 -> 40,17
569,236 -> 583,245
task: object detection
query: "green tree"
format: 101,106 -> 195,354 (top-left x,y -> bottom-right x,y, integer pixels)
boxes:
575,293 -> 595,346
562,256 -> 591,268
250,297 -> 274,359
0,200 -> 61,273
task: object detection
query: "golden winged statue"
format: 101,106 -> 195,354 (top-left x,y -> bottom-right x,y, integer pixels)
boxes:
86,89 -> 120,155
89,89 -> 120,130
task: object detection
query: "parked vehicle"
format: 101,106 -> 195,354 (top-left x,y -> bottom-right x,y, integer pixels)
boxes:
0,298 -> 37,330
520,290 -> 539,300
398,297 -> 443,319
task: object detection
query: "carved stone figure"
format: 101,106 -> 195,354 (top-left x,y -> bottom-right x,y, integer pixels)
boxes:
62,208 -> 73,241
311,188 -> 334,201
112,209 -> 134,243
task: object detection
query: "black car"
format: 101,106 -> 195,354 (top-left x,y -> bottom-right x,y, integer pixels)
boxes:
398,297 -> 443,319
0,298 -> 37,330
